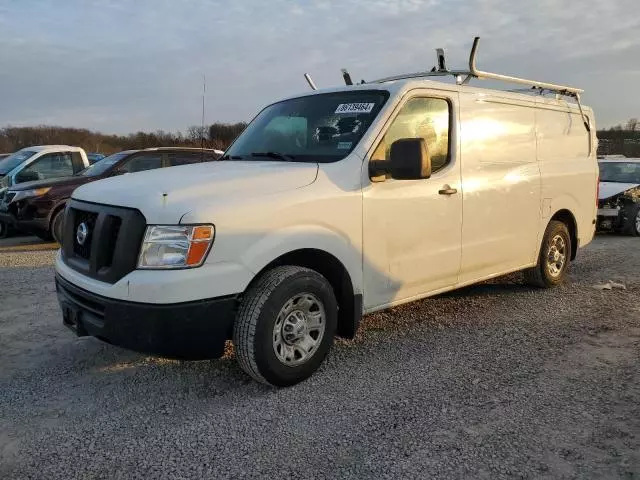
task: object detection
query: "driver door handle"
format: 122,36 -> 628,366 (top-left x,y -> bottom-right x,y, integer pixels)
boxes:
438,185 -> 458,195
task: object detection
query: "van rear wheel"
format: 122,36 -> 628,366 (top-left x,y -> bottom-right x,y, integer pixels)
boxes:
524,220 -> 572,288
233,266 -> 337,387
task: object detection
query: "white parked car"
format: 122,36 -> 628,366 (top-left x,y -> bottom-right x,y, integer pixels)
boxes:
597,158 -> 640,235
0,145 -> 90,238
54,39 -> 598,386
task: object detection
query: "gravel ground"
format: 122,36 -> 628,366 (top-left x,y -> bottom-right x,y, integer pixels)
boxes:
1,235 -> 639,479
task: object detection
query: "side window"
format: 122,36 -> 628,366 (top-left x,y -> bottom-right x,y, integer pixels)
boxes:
167,152 -> 202,167
17,152 -> 74,182
372,97 -> 450,173
119,154 -> 162,173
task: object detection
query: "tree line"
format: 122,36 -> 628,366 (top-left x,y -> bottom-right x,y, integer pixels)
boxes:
0,123 -> 247,155
597,118 -> 640,157
1,118 -> 638,158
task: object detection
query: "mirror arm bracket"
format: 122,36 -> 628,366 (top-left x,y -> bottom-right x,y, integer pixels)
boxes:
368,160 -> 388,182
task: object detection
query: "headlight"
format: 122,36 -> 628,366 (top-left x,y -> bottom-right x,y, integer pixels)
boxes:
10,187 -> 52,203
137,224 -> 215,269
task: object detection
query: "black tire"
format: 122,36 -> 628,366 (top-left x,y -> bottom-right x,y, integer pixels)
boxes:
0,220 -> 10,239
524,220 -> 572,288
233,266 -> 337,387
50,208 -> 65,244
621,204 -> 640,237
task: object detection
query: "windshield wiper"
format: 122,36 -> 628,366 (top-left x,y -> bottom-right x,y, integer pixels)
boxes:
250,151 -> 296,161
220,155 -> 245,160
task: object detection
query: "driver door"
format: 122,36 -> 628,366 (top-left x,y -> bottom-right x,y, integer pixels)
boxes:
362,92 -> 462,310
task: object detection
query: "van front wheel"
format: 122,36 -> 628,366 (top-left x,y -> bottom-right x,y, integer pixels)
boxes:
524,220 -> 572,288
233,266 -> 337,387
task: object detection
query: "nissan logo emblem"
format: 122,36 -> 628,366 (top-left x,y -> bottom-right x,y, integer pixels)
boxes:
76,222 -> 89,246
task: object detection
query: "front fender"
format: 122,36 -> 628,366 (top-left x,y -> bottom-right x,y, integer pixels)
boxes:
239,225 -> 363,295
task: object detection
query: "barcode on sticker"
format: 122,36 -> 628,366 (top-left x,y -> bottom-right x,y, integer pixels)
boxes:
335,103 -> 375,114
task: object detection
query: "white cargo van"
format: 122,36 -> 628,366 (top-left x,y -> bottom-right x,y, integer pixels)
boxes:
54,39 -> 598,386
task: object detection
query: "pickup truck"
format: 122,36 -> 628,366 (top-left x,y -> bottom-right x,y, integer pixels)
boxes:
0,145 -> 90,238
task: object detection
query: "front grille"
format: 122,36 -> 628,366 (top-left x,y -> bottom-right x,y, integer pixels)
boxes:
61,200 -> 146,284
103,216 -> 122,268
4,192 -> 16,204
72,210 -> 98,259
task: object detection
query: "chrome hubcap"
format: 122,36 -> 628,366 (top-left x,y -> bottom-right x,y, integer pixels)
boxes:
635,210 -> 640,233
546,234 -> 566,277
273,293 -> 325,366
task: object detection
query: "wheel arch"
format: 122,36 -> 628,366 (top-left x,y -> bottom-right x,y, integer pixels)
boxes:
48,198 -> 69,227
248,248 -> 362,339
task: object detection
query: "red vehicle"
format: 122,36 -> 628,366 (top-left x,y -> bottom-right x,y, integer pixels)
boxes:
0,147 -> 222,241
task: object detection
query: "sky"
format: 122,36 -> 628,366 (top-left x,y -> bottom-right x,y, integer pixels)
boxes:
0,0 -> 639,134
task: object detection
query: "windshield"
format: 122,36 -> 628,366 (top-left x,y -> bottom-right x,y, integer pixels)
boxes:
225,90 -> 389,163
0,149 -> 37,173
599,162 -> 640,184
80,152 -> 130,176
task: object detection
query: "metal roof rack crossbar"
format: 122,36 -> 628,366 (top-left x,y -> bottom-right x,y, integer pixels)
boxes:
368,37 -> 591,131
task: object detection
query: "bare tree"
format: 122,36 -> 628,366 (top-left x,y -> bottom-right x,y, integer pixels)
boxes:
0,123 -> 244,154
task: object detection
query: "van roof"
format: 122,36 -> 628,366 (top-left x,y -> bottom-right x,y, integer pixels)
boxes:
277,77 -> 592,115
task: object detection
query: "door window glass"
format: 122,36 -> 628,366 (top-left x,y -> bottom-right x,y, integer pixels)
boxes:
167,152 -> 204,166
120,154 -> 162,173
17,152 -> 74,182
372,97 -> 450,172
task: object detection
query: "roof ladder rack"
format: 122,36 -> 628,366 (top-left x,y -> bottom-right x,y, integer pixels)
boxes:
368,37 -> 591,132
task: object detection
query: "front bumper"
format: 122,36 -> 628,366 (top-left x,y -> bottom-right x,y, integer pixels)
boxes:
56,274 -> 238,359
0,210 -> 17,228
596,207 -> 623,230
0,207 -> 48,234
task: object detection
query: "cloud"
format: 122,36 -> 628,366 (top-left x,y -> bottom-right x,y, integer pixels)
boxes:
0,0 -> 638,133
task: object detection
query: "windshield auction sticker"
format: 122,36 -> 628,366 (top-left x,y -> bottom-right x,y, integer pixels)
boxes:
335,103 -> 375,114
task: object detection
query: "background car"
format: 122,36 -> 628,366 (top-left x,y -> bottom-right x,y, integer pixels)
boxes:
597,157 -> 640,235
0,146 -> 89,192
87,153 -> 106,164
0,147 -> 223,242
0,146 -> 91,238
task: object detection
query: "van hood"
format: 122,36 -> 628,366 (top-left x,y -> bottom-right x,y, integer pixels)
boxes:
599,181 -> 640,200
72,161 -> 318,223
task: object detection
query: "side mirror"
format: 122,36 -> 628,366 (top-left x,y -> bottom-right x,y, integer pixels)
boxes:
368,138 -> 431,182
388,138 -> 431,180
